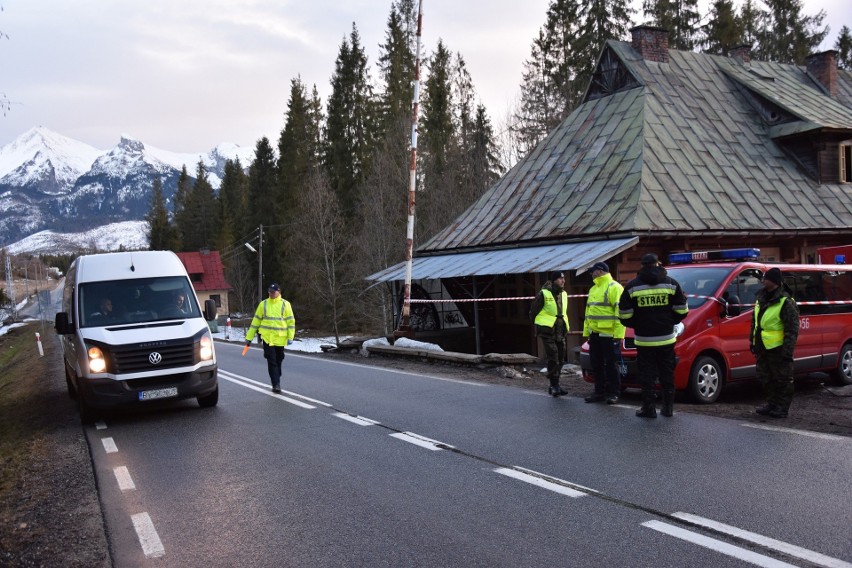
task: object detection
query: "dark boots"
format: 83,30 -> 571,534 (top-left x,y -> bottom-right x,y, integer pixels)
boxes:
636,391 -> 657,418
661,390 -> 674,417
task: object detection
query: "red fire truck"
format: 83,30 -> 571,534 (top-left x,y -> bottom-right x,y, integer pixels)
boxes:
580,249 -> 852,403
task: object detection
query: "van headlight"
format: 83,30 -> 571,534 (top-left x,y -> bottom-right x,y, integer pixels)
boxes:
674,322 -> 685,337
199,334 -> 214,361
88,346 -> 107,373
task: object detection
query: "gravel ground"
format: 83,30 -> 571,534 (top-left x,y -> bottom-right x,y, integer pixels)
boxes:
1,328 -> 849,567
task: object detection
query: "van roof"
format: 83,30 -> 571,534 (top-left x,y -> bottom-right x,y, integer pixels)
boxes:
74,251 -> 188,283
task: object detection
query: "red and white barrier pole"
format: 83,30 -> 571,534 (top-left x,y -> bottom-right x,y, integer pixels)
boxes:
225,317 -> 232,340
35,332 -> 44,357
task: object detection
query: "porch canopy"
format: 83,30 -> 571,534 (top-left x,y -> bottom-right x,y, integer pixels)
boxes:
367,237 -> 638,282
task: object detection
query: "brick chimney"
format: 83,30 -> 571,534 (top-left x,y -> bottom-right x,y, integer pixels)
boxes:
729,45 -> 751,64
631,25 -> 669,63
806,50 -> 838,97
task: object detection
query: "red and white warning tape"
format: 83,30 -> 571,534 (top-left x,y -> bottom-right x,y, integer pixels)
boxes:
408,294 -> 852,306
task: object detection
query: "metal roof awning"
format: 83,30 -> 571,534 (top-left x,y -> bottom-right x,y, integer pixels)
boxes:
366,237 -> 639,282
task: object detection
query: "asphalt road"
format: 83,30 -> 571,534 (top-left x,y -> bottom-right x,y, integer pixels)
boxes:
84,341 -> 852,567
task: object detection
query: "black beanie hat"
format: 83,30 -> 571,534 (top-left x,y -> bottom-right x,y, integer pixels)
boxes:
764,268 -> 783,286
549,271 -> 565,281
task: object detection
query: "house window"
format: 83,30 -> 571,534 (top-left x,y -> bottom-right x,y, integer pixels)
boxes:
841,143 -> 852,183
210,294 -> 221,308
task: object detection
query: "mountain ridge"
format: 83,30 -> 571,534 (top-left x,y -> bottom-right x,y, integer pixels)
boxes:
0,127 -> 255,248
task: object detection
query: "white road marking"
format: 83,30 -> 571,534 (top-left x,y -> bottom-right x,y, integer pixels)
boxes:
218,374 -> 315,408
219,370 -> 329,406
333,413 -> 380,426
101,437 -> 118,454
277,351 -> 488,387
740,423 -> 847,441
113,466 -> 136,492
131,512 -> 165,559
95,420 -> 107,430
643,521 -> 799,568
494,467 -> 587,497
672,512 -> 852,568
390,432 -> 453,451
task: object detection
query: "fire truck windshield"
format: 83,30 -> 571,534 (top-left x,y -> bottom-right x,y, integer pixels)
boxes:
665,266 -> 731,308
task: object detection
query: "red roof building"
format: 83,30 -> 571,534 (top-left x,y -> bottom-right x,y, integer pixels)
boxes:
176,250 -> 232,317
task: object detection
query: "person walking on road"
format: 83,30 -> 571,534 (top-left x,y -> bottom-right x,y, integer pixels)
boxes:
582,261 -> 625,405
245,283 -> 296,394
618,253 -> 688,418
751,267 -> 799,418
530,271 -> 570,397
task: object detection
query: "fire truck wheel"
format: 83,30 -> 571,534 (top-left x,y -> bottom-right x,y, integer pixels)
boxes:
688,355 -> 723,404
834,343 -> 852,386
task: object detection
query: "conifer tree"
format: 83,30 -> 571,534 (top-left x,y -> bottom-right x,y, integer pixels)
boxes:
377,0 -> 417,136
179,161 -> 217,251
514,0 -> 584,155
275,77 -> 324,307
145,177 -> 178,251
172,165 -> 192,251
324,23 -> 375,219
836,26 -> 852,70
245,137 -> 279,288
738,0 -> 764,47
217,158 -> 248,241
701,0 -> 743,55
575,0 -> 633,86
642,0 -> 702,51
753,0 -> 827,64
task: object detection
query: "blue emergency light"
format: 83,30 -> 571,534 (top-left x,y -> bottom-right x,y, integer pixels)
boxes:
668,248 -> 760,264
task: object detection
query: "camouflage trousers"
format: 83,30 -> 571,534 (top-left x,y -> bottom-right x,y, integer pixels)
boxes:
756,348 -> 794,411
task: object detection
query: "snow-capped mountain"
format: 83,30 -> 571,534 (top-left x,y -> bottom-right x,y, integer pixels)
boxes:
4,221 -> 149,256
0,128 -> 255,249
0,127 -> 103,195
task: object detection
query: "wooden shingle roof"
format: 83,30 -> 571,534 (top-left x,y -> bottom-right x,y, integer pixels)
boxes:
420,41 -> 852,254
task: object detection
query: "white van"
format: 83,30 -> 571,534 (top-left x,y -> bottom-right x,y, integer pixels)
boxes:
55,251 -> 219,423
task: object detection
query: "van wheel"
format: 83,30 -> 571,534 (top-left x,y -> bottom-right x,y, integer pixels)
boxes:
65,367 -> 77,399
689,356 -> 723,404
77,394 -> 96,425
197,387 -> 219,408
834,344 -> 852,386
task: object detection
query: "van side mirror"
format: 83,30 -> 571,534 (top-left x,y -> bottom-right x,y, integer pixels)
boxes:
55,312 -> 74,334
724,295 -> 741,318
203,299 -> 217,322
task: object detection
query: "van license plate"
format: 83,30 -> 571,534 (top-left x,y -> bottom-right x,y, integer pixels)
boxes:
139,387 -> 178,401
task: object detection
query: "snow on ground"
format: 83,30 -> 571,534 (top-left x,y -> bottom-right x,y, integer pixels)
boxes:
212,326 -> 443,355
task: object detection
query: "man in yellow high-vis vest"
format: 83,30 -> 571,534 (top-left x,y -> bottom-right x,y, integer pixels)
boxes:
582,261 -> 625,405
245,283 -> 296,394
750,267 -> 799,418
530,271 -> 570,397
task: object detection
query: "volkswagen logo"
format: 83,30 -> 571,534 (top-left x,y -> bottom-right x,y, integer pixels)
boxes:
149,352 -> 162,365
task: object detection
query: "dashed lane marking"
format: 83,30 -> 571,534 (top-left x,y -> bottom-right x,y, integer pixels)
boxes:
333,413 -> 380,426
218,374 -> 316,408
494,467 -> 588,498
131,512 -> 165,559
113,466 -> 136,492
740,423 -> 847,441
642,520 -> 801,568
390,432 -> 454,451
101,437 -> 118,454
95,421 -> 107,430
672,512 -> 852,568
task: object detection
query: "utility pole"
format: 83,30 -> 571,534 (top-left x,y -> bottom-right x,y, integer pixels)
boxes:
258,224 -> 264,304
396,0 -> 424,339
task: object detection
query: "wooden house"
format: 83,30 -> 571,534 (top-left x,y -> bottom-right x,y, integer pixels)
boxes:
368,26 -> 852,357
176,250 -> 232,317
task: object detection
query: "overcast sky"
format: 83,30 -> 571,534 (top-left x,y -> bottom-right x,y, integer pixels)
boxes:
1,0 -> 848,153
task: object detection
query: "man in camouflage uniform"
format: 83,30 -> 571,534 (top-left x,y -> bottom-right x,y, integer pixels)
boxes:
750,267 -> 799,418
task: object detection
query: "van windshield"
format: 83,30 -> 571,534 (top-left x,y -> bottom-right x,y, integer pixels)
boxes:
665,266 -> 731,308
79,276 -> 200,327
